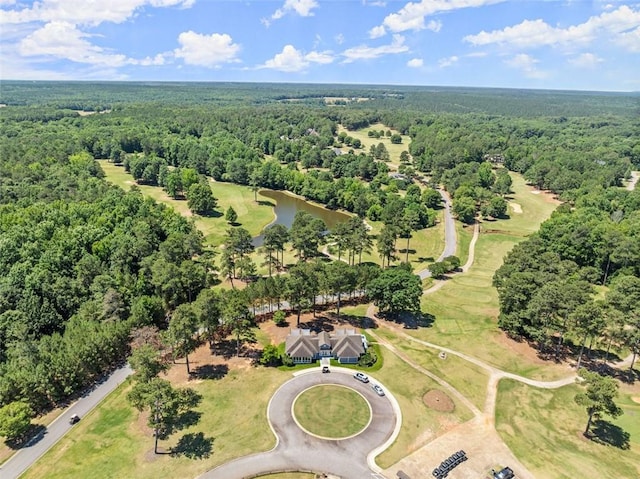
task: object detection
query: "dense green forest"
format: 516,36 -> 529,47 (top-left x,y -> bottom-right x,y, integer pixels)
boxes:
1,81 -> 639,414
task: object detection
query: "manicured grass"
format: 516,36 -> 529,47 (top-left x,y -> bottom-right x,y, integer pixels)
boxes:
100,161 -> 275,247
409,173 -> 567,379
23,367 -> 290,479
293,385 -> 371,438
373,351 -> 473,468
374,328 -> 489,411
496,379 -> 640,479
337,123 -> 411,168
456,221 -> 474,266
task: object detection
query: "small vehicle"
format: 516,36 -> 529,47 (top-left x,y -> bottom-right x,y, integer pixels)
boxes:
69,414 -> 80,425
322,366 -> 330,373
354,372 -> 369,383
372,384 -> 385,396
493,467 -> 515,479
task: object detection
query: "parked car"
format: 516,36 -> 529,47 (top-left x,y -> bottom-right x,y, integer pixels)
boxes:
493,467 -> 515,479
322,366 -> 330,373
372,384 -> 385,396
69,414 -> 80,425
354,372 -> 369,383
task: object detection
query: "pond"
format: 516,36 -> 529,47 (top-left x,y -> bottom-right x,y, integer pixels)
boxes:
252,189 -> 351,247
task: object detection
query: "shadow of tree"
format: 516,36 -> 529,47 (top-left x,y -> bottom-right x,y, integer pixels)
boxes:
201,209 -> 223,218
590,420 -> 630,449
4,424 -> 47,450
191,364 -> 229,380
386,311 -> 435,329
171,432 -> 214,459
175,410 -> 202,430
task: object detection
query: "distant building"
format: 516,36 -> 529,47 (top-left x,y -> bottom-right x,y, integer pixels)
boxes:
285,328 -> 366,364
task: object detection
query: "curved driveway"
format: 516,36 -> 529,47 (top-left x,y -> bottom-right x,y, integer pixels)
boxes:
200,369 -> 399,479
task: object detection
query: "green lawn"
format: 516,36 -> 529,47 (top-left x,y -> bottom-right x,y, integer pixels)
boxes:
373,351 -> 473,468
374,328 -> 489,411
100,161 -> 275,247
293,385 -> 370,438
496,379 -> 640,479
23,367 -> 289,479
337,123 -> 411,168
409,173 -> 566,379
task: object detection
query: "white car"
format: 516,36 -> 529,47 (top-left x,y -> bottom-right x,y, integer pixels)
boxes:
372,384 -> 385,396
354,372 -> 369,383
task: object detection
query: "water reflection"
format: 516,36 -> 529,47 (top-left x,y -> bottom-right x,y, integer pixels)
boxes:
252,190 -> 351,247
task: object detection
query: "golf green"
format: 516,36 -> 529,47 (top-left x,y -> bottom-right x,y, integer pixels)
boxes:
293,385 -> 371,439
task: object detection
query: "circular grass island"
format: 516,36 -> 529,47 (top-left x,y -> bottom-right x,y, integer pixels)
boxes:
293,385 -> 371,439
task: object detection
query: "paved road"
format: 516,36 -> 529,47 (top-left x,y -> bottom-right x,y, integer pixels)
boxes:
419,189 -> 457,280
1,365 -> 133,479
200,369 -> 399,479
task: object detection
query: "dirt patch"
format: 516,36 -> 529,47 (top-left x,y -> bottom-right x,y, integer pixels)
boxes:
493,332 -> 549,366
424,389 -> 455,412
632,397 -> 640,404
259,309 -> 372,346
509,202 -> 523,214
163,342 -> 253,385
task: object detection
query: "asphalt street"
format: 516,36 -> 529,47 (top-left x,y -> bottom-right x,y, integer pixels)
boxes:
200,369 -> 398,479
1,365 -> 133,479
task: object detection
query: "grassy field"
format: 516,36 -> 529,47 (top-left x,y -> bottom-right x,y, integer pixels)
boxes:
408,173 -> 567,379
374,351 -> 474,468
100,161 -> 275,247
374,328 -> 489,411
496,379 -> 640,479
23,366 -> 289,479
293,385 -> 370,437
337,123 -> 411,168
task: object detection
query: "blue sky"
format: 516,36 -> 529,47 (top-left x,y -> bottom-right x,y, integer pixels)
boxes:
1,0 -> 639,91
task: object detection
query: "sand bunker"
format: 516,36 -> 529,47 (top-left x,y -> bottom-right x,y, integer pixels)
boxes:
509,202 -> 523,214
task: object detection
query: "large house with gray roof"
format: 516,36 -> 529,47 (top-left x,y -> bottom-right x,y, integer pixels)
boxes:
285,328 -> 366,364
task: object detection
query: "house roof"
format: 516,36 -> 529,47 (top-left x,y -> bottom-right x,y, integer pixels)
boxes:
318,331 -> 331,348
285,335 -> 317,359
332,335 -> 365,359
285,328 -> 364,359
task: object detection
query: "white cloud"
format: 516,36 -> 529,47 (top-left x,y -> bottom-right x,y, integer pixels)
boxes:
260,44 -> 333,72
174,31 -> 241,67
505,53 -> 547,79
0,0 -> 194,27
341,34 -> 409,63
305,50 -> 334,64
426,19 -> 442,32
362,0 -> 386,6
270,0 -> 318,21
335,33 -> 345,45
568,52 -> 603,68
375,0 -> 505,35
369,25 -> 386,39
615,26 -> 640,52
407,57 -> 423,67
464,5 -> 640,51
438,55 -> 458,68
16,21 -> 168,67
18,21 -> 129,67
